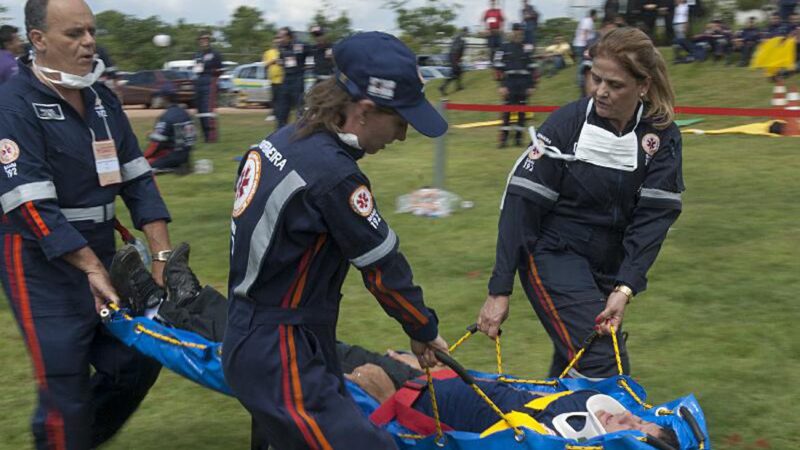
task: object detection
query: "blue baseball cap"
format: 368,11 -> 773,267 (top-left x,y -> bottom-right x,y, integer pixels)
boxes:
333,32 -> 448,138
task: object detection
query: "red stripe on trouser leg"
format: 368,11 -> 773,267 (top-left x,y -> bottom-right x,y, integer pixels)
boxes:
279,325 -> 320,450
286,326 -> 333,450
527,254 -> 575,360
208,78 -> 218,142
6,235 -> 66,450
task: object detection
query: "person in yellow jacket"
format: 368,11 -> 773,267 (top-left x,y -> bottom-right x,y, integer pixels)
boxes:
262,37 -> 285,126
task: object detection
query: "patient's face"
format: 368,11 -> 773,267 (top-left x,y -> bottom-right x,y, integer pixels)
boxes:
596,410 -> 663,436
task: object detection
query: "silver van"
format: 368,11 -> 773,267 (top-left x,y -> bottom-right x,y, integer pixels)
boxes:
231,62 -> 272,107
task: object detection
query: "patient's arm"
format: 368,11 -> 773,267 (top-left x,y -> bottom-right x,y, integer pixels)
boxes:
344,363 -> 397,403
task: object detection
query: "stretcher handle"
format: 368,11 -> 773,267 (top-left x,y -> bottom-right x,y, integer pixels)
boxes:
433,349 -> 474,385
644,434 -> 677,450
679,406 -> 706,449
465,323 -> 502,336
449,323 -> 501,354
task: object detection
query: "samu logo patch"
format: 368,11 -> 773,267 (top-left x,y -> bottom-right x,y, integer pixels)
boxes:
32,103 -> 65,121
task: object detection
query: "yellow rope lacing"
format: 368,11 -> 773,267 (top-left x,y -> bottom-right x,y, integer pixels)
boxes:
448,328 -> 474,353
466,383 -> 526,440
104,303 -> 209,350
425,368 -> 444,444
495,334 -> 503,375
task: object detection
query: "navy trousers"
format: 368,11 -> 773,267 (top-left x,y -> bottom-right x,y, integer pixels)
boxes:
519,218 -> 630,379
0,232 -> 161,450
223,300 -> 397,450
195,75 -> 218,143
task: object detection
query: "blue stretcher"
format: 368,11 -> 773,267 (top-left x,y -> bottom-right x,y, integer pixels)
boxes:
104,310 -> 711,450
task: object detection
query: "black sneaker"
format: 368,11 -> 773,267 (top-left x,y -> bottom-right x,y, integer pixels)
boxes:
110,245 -> 165,315
163,242 -> 201,307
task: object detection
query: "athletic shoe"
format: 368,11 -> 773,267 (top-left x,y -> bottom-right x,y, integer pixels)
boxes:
110,245 -> 165,315
163,242 -> 201,307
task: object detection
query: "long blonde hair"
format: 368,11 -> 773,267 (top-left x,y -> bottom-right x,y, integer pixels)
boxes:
294,78 -> 352,139
590,27 -> 676,130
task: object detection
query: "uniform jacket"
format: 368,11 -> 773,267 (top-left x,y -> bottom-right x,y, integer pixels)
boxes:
147,105 -> 196,153
494,41 -> 537,90
0,61 -> 170,260
311,42 -> 334,77
279,42 -> 308,79
489,97 -> 684,296
193,48 -> 222,79
228,125 -> 438,342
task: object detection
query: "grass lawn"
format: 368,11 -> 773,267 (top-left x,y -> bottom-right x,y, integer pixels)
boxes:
1,58 -> 798,449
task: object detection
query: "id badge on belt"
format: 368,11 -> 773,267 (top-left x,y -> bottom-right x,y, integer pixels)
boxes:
93,139 -> 122,186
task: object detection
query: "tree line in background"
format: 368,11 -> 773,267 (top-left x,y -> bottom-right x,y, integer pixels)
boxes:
2,0 -> 774,71
92,1 -> 463,71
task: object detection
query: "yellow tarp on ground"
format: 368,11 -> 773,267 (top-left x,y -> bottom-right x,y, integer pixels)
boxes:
453,113 -> 534,129
750,36 -> 797,76
685,120 -> 786,137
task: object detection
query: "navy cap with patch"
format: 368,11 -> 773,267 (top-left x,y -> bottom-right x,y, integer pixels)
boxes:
333,31 -> 448,138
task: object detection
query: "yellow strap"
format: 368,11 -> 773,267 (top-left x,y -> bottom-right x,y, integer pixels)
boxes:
480,410 -> 549,437
523,391 -> 573,410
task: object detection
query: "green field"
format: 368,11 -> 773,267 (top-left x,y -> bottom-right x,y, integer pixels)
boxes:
1,59 -> 799,449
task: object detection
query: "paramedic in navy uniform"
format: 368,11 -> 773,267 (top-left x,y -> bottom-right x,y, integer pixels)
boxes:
223,31 -> 449,450
477,27 -> 684,379
0,0 -> 173,449
193,30 -> 222,143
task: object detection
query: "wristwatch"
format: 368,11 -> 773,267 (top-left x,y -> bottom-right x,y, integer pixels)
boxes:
153,249 -> 173,262
613,284 -> 634,303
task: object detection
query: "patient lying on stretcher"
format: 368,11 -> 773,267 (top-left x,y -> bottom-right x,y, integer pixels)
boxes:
110,243 -> 679,447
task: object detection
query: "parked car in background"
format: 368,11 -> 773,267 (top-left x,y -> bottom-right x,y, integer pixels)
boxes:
418,66 -> 452,81
217,68 -> 235,92
417,54 -> 450,67
231,62 -> 272,107
115,69 -> 195,108
163,59 -> 238,76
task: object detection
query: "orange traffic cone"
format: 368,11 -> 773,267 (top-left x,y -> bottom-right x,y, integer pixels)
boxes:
771,79 -> 787,108
783,84 -> 800,136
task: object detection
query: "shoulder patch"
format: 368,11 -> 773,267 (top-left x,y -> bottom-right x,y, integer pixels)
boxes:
0,139 -> 20,164
232,151 -> 262,218
349,185 -> 374,217
32,103 -> 65,121
642,133 -> 660,156
527,139 -> 545,160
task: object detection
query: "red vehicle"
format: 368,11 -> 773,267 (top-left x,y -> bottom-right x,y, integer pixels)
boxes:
115,70 -> 195,108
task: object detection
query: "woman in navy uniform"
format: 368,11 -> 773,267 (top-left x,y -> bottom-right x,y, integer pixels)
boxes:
223,32 -> 449,449
0,1 -> 173,448
477,27 -> 684,379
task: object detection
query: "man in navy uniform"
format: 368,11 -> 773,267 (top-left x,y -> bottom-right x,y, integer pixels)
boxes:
277,27 -> 308,124
193,30 -> 222,143
494,23 -> 537,148
143,83 -> 196,173
223,31 -> 450,449
310,25 -> 334,84
0,1 -> 173,448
